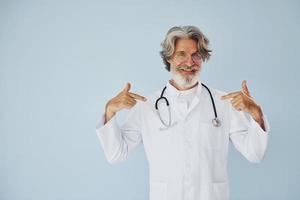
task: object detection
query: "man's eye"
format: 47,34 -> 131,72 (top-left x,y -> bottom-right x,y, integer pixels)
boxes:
192,53 -> 201,59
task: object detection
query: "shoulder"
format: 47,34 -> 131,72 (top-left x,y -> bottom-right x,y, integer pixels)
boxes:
201,84 -> 228,97
201,84 -> 231,109
209,87 -> 228,97
134,89 -> 161,111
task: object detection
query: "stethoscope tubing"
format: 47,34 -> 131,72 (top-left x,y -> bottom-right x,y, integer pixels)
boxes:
155,83 -> 220,128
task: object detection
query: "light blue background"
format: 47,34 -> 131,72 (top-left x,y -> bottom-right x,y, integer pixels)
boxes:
1,0 -> 299,199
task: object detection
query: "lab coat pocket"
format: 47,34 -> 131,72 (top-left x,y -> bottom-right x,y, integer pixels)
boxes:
150,181 -> 167,200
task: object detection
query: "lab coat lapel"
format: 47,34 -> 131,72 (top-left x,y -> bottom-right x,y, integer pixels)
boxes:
187,95 -> 200,115
185,83 -> 203,118
166,81 -> 203,122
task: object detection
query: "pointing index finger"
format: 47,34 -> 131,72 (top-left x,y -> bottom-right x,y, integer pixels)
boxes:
129,92 -> 147,101
220,91 -> 240,100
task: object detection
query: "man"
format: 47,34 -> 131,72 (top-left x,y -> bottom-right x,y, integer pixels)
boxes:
96,26 -> 270,200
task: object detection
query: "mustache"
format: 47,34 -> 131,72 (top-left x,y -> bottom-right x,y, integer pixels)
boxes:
177,65 -> 199,71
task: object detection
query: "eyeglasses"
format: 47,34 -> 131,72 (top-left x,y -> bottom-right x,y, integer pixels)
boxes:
173,51 -> 202,64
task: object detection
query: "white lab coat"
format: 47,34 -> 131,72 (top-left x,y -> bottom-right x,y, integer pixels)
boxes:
95,81 -> 270,200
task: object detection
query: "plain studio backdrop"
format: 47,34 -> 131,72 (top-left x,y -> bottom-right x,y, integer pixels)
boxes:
1,0 -> 299,199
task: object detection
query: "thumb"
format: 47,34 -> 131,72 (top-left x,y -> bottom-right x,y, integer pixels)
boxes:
123,82 -> 131,93
242,80 -> 251,96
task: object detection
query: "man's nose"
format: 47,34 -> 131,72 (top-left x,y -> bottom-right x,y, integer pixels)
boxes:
184,55 -> 195,66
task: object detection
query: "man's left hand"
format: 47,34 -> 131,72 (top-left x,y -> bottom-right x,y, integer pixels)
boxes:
220,80 -> 265,131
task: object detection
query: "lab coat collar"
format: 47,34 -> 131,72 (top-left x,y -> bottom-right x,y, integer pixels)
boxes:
166,79 -> 203,98
165,80 -> 203,118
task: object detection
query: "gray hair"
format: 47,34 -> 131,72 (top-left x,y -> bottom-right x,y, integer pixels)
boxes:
160,26 -> 212,71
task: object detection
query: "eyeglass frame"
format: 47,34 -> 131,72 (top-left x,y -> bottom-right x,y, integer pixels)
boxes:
171,51 -> 202,64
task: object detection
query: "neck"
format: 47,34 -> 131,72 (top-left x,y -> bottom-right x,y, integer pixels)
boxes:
169,79 -> 199,91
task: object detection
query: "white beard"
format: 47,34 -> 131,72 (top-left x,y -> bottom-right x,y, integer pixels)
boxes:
170,67 -> 200,88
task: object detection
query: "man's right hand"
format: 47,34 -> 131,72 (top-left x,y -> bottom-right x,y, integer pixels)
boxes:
104,83 -> 147,124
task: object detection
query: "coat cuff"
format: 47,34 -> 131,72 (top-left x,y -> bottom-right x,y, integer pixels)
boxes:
95,113 -> 122,160
95,113 -> 119,136
96,113 -> 106,130
249,113 -> 270,134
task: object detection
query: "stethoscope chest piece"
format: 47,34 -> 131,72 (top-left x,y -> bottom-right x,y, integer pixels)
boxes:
212,118 -> 221,127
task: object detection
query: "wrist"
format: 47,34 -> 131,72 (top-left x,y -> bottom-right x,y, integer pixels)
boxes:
250,104 -> 267,131
105,102 -> 113,114
250,104 -> 263,122
105,102 -> 116,123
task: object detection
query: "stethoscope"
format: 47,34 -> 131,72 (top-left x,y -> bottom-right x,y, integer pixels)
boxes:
155,83 -> 221,128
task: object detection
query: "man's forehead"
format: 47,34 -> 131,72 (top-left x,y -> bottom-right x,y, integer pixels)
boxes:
174,38 -> 198,52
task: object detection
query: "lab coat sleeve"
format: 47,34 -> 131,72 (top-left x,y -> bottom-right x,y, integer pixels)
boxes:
95,102 -> 142,164
228,102 -> 270,163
